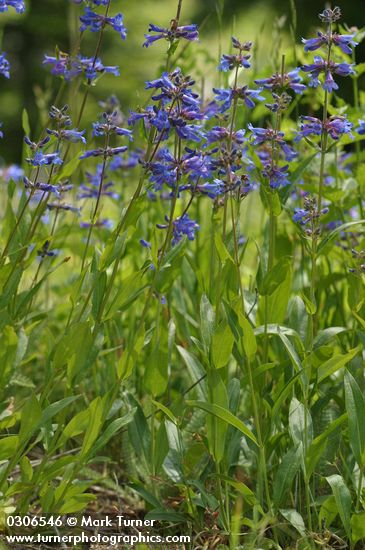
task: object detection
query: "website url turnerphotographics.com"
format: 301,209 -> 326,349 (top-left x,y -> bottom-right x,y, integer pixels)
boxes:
5,514 -> 191,546
6,532 -> 191,546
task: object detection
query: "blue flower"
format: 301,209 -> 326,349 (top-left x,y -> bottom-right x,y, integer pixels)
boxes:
43,53 -> 119,82
23,177 -> 68,197
196,179 -> 225,198
302,32 -> 357,55
80,218 -> 113,229
143,23 -> 198,48
255,68 -> 306,94
293,208 -> 309,225
1,164 -> 23,181
213,86 -> 264,112
80,146 -> 128,159
79,7 -> 127,40
26,151 -> 63,166
47,202 -> 80,214
263,164 -> 290,189
0,0 -> 25,13
145,69 -> 200,109
296,115 -> 353,141
218,37 -> 252,72
302,56 -> 355,92
0,53 -> 10,78
157,213 -> 199,245
78,165 -> 119,200
140,239 -> 151,249
206,126 -> 246,144
356,120 -> 365,135
0,121 -> 3,139
47,128 -> 86,143
92,116 -> 133,139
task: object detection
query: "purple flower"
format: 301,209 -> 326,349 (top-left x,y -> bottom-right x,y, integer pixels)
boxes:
145,69 -> 200,109
206,126 -> 246,144
263,164 -> 290,189
78,165 -> 119,200
0,53 -> 10,79
255,68 -> 306,94
47,202 -> 80,214
356,120 -> 365,135
302,32 -> 358,55
213,86 -> 264,112
196,179 -> 225,199
0,0 -> 25,13
143,23 -> 198,48
0,122 -> 3,139
23,177 -> 68,197
248,124 -> 297,161
302,56 -> 355,92
26,151 -> 63,167
47,128 -> 86,143
140,239 -> 151,249
157,213 -> 199,245
79,7 -> 127,40
296,115 -> 353,141
218,38 -> 252,71
80,146 -> 128,159
92,115 -> 133,139
80,218 -> 113,229
293,208 -> 309,225
43,53 -> 119,82
1,164 -> 23,181
318,6 -> 342,23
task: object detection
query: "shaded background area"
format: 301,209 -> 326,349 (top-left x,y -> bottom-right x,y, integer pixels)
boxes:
0,0 -> 364,162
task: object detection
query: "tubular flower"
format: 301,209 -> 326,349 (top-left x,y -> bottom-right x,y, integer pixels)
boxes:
143,23 -> 198,48
302,56 -> 355,92
79,7 -> 127,40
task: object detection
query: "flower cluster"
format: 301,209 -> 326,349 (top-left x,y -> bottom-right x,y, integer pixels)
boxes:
79,7 -> 127,40
143,22 -> 198,48
43,53 -> 119,82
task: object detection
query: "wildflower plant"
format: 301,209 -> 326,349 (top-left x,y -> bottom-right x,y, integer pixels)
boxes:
0,1 -> 365,549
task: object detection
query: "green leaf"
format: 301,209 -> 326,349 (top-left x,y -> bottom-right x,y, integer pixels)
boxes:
19,394 -> 42,444
151,400 -> 177,424
22,108 -> 31,136
91,270 -> 107,320
0,436 -> 19,461
0,326 -> 18,391
280,508 -> 306,536
212,321 -> 234,368
326,474 -> 351,537
306,414 -> 347,479
236,309 -> 257,358
80,397 -> 104,457
206,370 -> 228,463
351,512 -> 365,544
344,370 -> 365,467
177,346 -> 206,400
92,410 -> 136,456
200,294 -> 215,353
258,257 -> 291,296
289,397 -> 313,450
187,400 -> 258,446
273,444 -> 302,508
317,347 -> 359,383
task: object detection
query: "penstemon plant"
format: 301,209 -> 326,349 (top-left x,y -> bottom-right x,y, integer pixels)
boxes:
0,0 -> 365,548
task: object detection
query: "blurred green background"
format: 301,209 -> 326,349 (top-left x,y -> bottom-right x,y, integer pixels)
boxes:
0,0 -> 364,162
